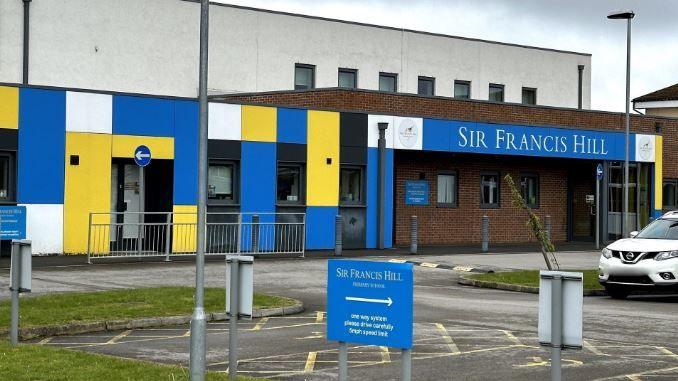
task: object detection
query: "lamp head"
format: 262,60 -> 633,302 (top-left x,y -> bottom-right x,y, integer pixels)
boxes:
607,10 -> 635,20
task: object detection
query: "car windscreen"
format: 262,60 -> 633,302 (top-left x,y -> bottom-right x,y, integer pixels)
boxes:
636,219 -> 678,239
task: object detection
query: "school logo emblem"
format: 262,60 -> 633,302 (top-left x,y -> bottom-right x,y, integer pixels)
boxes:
398,118 -> 419,148
637,136 -> 654,161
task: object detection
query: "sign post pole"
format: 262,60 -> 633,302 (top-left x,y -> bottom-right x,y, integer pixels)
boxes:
550,275 -> 563,381
402,348 -> 412,381
9,247 -> 21,346
338,341 -> 348,381
228,257 -> 240,380
596,164 -> 603,250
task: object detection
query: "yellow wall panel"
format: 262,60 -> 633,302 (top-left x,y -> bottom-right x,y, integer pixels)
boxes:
64,132 -> 112,254
0,86 -> 19,129
241,105 -> 276,142
655,135 -> 663,212
172,205 -> 197,253
112,135 -> 174,159
307,111 -> 339,206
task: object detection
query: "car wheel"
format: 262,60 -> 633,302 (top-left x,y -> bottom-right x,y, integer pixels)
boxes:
605,286 -> 630,299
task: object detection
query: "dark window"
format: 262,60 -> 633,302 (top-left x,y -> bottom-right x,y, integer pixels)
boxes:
489,84 -> 505,102
663,179 -> 677,210
338,68 -> 357,89
522,87 -> 537,105
454,80 -> 471,99
417,76 -> 435,96
340,166 -> 364,205
520,174 -> 539,208
437,172 -> 458,207
277,164 -> 304,204
0,153 -> 12,202
379,72 -> 397,93
294,64 -> 315,90
208,160 -> 237,203
480,172 -> 500,208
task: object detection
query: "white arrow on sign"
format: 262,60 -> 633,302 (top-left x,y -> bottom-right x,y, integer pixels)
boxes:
345,296 -> 393,307
135,151 -> 151,161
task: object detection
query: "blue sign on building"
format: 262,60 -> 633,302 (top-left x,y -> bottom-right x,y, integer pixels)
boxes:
134,145 -> 152,167
0,206 -> 27,240
327,259 -> 414,349
405,181 -> 429,205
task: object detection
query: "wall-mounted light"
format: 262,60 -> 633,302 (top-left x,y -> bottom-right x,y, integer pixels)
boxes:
655,122 -> 663,133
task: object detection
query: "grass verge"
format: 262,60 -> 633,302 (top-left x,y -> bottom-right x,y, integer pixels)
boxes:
467,269 -> 603,291
0,287 -> 296,328
0,339 -> 263,381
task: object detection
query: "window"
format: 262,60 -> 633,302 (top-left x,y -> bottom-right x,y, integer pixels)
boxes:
417,76 -> 435,96
454,80 -> 471,99
437,172 -> 458,207
663,179 -> 677,210
488,84 -> 505,102
0,153 -> 11,202
338,68 -> 357,89
340,166 -> 364,205
208,161 -> 236,202
294,64 -> 315,90
480,172 -> 500,208
520,174 -> 539,208
522,87 -> 537,105
379,72 -> 397,93
277,164 -> 304,204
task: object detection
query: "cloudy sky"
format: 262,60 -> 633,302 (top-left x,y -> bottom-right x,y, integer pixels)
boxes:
217,0 -> 677,112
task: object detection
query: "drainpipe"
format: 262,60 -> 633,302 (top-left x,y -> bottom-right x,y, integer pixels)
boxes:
22,0 -> 32,85
577,65 -> 584,109
377,122 -> 389,250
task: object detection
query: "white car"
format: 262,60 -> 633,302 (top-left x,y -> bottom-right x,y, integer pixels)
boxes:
599,211 -> 678,299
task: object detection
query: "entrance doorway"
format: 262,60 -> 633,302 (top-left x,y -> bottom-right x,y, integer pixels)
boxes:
110,158 -> 173,250
606,162 -> 651,241
568,161 -> 597,242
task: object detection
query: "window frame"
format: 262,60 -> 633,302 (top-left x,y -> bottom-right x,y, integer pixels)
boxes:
276,162 -> 306,206
378,72 -> 398,93
520,173 -> 540,209
339,165 -> 366,206
488,83 -> 505,102
663,178 -> 678,210
0,151 -> 16,204
417,76 -> 435,96
480,171 -> 501,209
454,80 -> 471,99
522,87 -> 537,105
436,171 -> 459,208
207,159 -> 239,205
294,63 -> 315,90
338,68 -> 358,89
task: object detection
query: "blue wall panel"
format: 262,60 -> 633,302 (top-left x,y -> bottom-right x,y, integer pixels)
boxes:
173,100 -> 199,205
384,149 -> 394,248
113,95 -> 174,137
241,141 -> 276,214
423,119 -> 451,151
18,88 -> 66,204
366,148 -> 378,248
277,108 -> 307,144
306,206 -> 338,249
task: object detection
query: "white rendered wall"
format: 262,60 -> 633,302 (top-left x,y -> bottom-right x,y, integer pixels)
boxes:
20,204 -> 64,255
0,0 -> 591,108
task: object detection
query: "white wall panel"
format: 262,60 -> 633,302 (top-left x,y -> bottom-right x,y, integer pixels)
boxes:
393,117 -> 423,150
367,115 -> 395,148
66,91 -> 113,133
20,204 -> 64,255
208,103 -> 241,141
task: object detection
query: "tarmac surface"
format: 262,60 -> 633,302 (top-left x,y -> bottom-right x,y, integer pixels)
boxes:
2,249 -> 677,380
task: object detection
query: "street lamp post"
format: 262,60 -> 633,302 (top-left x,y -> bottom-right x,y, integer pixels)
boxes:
607,10 -> 634,238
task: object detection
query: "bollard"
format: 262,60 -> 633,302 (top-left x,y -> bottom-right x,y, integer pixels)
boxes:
335,215 -> 343,256
545,215 -> 552,242
481,215 -> 489,252
410,215 -> 418,254
252,214 -> 259,253
10,240 -> 32,346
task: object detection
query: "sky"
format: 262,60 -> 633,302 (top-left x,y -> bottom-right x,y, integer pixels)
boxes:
215,0 -> 678,112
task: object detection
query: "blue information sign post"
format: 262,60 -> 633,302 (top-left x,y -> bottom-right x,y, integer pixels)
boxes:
328,259 -> 414,380
0,206 -> 27,240
405,181 -> 429,206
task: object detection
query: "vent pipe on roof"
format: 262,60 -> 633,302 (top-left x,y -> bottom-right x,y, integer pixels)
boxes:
22,0 -> 31,85
577,65 -> 585,109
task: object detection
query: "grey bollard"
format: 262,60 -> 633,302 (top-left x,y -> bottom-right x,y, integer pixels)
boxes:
545,215 -> 552,242
335,215 -> 342,256
410,215 -> 418,254
481,215 -> 489,252
252,214 -> 259,253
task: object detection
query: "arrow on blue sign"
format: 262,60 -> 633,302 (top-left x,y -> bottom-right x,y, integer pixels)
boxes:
346,296 -> 393,306
134,145 -> 152,167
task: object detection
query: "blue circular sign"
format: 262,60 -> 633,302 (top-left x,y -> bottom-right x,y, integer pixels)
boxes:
134,145 -> 152,167
596,164 -> 604,181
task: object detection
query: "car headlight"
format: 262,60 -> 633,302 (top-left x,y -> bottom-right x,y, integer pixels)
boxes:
601,248 -> 613,259
655,251 -> 678,261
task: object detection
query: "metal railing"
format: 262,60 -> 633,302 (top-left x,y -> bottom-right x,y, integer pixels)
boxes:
87,212 -> 305,262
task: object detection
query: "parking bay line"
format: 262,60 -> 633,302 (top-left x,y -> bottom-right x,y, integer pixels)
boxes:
304,351 -> 317,373
106,330 -> 132,345
584,340 -> 606,356
434,323 -> 461,354
251,317 -> 269,331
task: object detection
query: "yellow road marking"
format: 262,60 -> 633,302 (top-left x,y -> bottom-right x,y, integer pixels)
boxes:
106,330 -> 132,345
380,346 -> 391,363
584,340 -> 605,356
514,356 -> 583,368
452,266 -> 474,272
388,259 -> 407,263
251,317 -> 269,331
501,330 -> 522,345
625,376 -> 642,381
304,352 -> 317,373
421,262 -> 439,268
183,329 -> 191,337
296,331 -> 324,340
37,337 -> 53,345
656,346 -> 678,360
316,311 -> 325,323
435,323 -> 461,354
